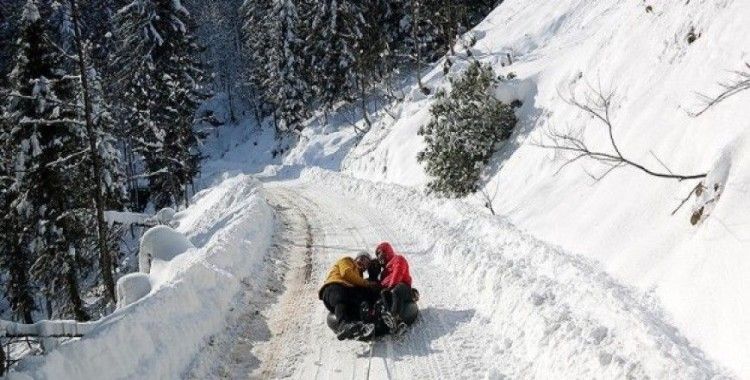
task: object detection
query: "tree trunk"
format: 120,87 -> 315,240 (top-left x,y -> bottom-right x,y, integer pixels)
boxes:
227,82 -> 236,123
0,343 -> 5,376
411,0 -> 424,90
68,0 -> 116,303
65,257 -> 89,322
358,71 -> 371,131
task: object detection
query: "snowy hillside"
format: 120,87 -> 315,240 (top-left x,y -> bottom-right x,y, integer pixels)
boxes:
280,0 -> 750,376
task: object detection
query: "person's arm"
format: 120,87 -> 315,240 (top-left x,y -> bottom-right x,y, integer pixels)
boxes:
367,262 -> 382,280
381,257 -> 408,288
340,261 -> 370,287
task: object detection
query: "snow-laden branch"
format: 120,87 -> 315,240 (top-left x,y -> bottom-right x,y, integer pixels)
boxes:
19,118 -> 86,126
103,210 -> 158,227
1,319 -> 98,338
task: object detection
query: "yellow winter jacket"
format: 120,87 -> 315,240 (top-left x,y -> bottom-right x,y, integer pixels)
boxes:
319,257 -> 369,297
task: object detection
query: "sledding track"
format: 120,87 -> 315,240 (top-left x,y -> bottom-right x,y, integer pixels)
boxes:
187,175 -> 727,379
254,184 -> 492,379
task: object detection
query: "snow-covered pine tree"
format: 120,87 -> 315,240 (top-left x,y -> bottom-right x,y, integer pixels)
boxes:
191,0 -> 246,123
305,0 -> 369,108
240,0 -> 274,121
113,0 -> 205,209
2,0 -> 94,320
417,62 -> 517,197
66,0 -> 127,303
0,0 -> 26,88
109,1 -> 154,209
0,94 -> 36,324
265,0 -> 309,133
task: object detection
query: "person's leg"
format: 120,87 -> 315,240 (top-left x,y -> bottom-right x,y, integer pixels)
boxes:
323,285 -> 369,340
380,284 -> 410,333
322,284 -> 349,325
380,288 -> 393,313
362,287 -> 380,307
390,283 -> 412,318
336,287 -> 378,339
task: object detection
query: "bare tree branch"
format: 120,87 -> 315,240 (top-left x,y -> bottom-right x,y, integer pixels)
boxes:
534,88 -> 708,182
671,182 -> 704,216
692,63 -> 750,117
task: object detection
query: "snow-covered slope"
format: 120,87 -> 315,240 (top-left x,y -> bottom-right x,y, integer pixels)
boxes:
10,175 -> 274,379
281,0 -> 750,376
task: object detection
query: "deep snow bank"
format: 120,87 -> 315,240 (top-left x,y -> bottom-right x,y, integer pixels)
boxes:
10,175 -> 274,380
278,0 -> 750,375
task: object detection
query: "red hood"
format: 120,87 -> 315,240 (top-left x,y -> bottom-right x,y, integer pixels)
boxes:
376,242 -> 395,262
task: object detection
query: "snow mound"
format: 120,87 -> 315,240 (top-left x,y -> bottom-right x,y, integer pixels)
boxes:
156,207 -> 176,225
138,225 -> 195,273
115,273 -> 152,310
10,174 -> 274,380
103,210 -> 152,227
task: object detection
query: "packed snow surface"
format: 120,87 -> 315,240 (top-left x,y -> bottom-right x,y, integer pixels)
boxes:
189,169 -> 728,379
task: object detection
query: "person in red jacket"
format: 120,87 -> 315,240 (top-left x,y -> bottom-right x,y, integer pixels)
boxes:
375,242 -> 414,334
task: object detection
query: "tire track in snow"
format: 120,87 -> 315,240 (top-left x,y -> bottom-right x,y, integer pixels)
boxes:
367,201 -> 461,380
271,182 -> 491,380
255,189 -> 317,379
205,174 -> 729,379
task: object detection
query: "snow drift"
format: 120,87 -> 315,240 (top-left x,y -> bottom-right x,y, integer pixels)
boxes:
10,175 -> 274,379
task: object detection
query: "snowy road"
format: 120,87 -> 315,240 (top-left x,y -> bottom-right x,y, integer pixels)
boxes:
187,172 -> 728,379
256,187 -> 494,379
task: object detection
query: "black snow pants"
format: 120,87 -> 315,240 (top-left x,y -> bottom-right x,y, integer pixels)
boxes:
381,283 -> 414,322
320,283 -> 369,326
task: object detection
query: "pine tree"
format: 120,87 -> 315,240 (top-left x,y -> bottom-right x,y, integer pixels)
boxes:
191,0 -> 246,123
0,99 -> 36,323
113,0 -> 205,209
265,0 -> 309,132
3,0 -> 91,320
240,0 -> 274,121
67,0 -> 127,303
417,62 -> 517,197
305,0 -> 365,107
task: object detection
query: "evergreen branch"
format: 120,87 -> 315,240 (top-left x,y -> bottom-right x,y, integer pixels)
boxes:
19,118 -> 86,126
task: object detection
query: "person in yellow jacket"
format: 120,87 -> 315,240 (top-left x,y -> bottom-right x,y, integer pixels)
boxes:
319,252 -> 380,340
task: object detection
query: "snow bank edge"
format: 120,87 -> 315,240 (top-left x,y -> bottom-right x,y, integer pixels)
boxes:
10,174 -> 275,380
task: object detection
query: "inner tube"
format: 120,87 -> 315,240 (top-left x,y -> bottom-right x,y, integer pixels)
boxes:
326,302 -> 419,331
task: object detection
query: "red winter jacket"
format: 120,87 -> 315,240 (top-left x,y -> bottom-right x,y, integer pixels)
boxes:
376,242 -> 412,288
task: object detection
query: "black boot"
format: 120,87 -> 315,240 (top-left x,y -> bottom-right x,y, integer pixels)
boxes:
382,312 -> 407,336
359,301 -> 372,322
353,323 -> 376,340
336,322 -> 360,341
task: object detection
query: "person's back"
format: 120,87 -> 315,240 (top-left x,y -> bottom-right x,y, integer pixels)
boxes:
376,242 -> 412,288
319,257 -> 368,298
319,254 -> 376,340
375,242 -> 416,334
